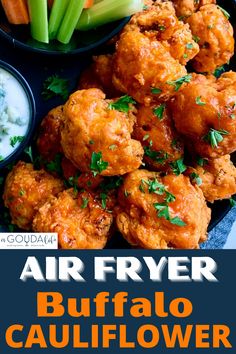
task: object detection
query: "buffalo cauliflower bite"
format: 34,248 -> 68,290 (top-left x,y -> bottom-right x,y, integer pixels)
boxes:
116,170 -> 211,249
3,161 -> 64,230
170,72 -> 236,158
186,4 -> 234,73
112,4 -> 199,104
189,155 -> 236,203
132,104 -> 184,171
78,55 -> 121,98
32,189 -> 113,249
37,106 -> 64,161
172,0 -> 216,18
61,88 -> 144,176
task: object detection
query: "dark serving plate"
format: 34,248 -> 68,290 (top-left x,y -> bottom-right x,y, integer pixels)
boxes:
0,4 -> 130,56
0,0 -> 235,249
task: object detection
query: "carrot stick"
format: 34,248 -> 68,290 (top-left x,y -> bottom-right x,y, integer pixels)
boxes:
84,0 -> 94,8
1,0 -> 29,25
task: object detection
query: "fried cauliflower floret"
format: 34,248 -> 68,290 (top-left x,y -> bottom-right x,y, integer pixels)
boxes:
3,161 -> 64,230
186,4 -> 234,73
172,0 -> 216,18
78,55 -> 121,98
32,189 -> 113,249
132,104 -> 184,171
112,5 -> 199,104
61,89 -> 144,176
170,72 -> 236,158
116,170 -> 211,249
189,155 -> 236,203
37,106 -> 64,161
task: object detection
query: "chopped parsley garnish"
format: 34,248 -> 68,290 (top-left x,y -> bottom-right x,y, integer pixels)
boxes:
144,146 -> 169,164
90,152 -> 108,176
46,154 -> 63,175
230,198 -> 236,207
202,129 -> 229,148
193,35 -> 200,43
108,95 -> 136,113
207,24 -> 214,29
89,140 -> 94,145
167,75 -> 192,91
42,75 -> 69,101
124,190 -> 130,198
170,158 -> 187,176
217,5 -> 230,19
214,66 -> 225,78
183,53 -> 188,59
24,146 -> 34,163
190,172 -> 202,186
10,136 -> 24,148
151,88 -> 162,94
143,134 -> 150,141
153,103 -> 166,120
139,180 -> 145,193
196,96 -> 206,106
197,157 -> 208,167
100,193 -> 108,209
230,114 -> 235,119
109,144 -> 117,151
66,174 -> 80,193
19,189 -> 25,196
165,191 -> 176,203
153,203 -> 186,226
158,25 -> 166,31
81,197 -> 89,209
186,43 -> 193,49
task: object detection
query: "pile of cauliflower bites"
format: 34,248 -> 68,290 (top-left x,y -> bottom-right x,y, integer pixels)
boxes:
3,0 -> 236,249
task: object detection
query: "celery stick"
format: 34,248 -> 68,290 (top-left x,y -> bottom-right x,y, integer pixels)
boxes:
49,0 -> 70,40
57,0 -> 86,44
27,0 -> 49,43
77,0 -> 144,31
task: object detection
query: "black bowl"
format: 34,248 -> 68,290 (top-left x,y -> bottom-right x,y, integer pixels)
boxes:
0,5 -> 130,56
0,60 -> 36,168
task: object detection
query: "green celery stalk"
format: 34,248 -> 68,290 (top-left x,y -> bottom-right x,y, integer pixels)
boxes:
57,0 -> 86,44
76,0 -> 144,31
48,0 -> 70,40
27,0 -> 49,43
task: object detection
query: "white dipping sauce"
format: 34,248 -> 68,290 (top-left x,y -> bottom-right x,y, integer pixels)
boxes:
0,67 -> 30,161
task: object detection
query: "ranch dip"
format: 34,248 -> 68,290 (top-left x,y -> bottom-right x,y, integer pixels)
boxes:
0,67 -> 30,162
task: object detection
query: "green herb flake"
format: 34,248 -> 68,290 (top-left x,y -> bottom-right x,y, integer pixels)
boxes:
46,154 -> 63,175
144,146 -> 169,165
230,198 -> 236,207
196,96 -> 206,106
202,129 -> 229,148
193,35 -> 200,43
19,189 -> 25,197
167,74 -> 192,91
90,152 -> 108,176
165,191 -> 176,203
217,5 -> 230,19
143,134 -> 150,141
186,43 -> 194,49
100,193 -> 108,209
197,157 -> 208,167
170,158 -> 187,176
190,172 -> 202,186
81,197 -> 89,209
89,140 -> 94,145
10,136 -> 24,148
109,144 -> 117,151
151,88 -> 162,94
158,25 -> 166,31
153,103 -> 166,120
24,146 -> 34,163
108,95 -> 136,113
183,53 -> 188,59
214,65 -> 225,78
230,114 -> 235,119
170,217 -> 187,226
42,75 -> 69,101
124,190 -> 130,198
139,180 -> 146,193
